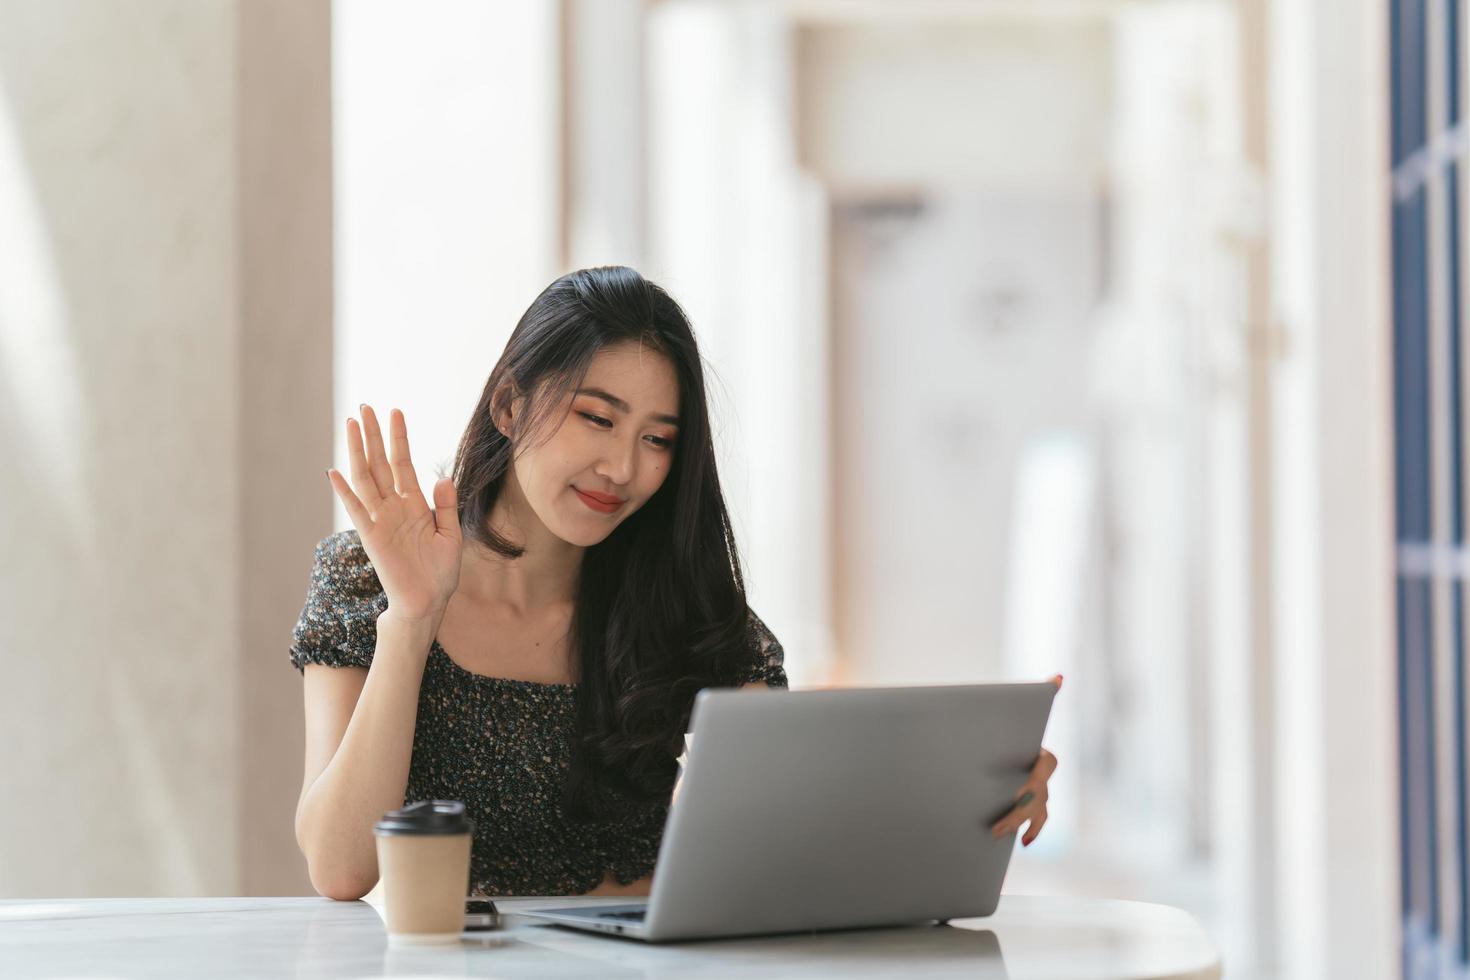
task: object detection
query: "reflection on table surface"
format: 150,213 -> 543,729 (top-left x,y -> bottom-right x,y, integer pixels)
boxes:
0,893 -> 1220,980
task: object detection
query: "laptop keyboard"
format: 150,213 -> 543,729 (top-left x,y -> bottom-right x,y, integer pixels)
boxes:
598,910 -> 647,921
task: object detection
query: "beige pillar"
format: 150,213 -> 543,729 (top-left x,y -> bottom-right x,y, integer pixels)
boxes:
0,0 -> 329,897
238,0 -> 333,897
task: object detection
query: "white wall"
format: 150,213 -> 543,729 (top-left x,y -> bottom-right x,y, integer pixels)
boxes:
564,0 -> 646,269
796,17 -> 1111,191
332,0 -> 562,502
1101,0 -> 1256,952
646,4 -> 835,687
828,188 -> 1102,688
1266,0 -> 1399,975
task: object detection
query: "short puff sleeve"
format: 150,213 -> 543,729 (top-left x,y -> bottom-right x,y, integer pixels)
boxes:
742,608 -> 789,688
288,529 -> 389,673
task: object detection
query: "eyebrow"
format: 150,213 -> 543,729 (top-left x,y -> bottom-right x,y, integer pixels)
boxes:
576,387 -> 681,427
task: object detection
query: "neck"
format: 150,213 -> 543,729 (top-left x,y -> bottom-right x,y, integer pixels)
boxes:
460,468 -> 583,613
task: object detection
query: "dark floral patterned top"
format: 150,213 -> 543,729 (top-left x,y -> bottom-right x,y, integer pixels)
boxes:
288,529 -> 788,896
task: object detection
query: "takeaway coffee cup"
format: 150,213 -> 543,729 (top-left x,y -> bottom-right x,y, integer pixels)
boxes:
373,800 -> 474,946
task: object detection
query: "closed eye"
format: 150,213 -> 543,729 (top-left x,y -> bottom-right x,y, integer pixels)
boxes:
578,412 -> 675,450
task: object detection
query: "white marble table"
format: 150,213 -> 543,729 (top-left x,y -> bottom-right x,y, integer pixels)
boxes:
0,893 -> 1222,978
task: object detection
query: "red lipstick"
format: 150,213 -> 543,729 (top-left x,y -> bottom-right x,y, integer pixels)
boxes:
574,486 -> 624,514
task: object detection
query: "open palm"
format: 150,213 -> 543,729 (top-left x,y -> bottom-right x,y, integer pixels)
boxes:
325,404 -> 463,623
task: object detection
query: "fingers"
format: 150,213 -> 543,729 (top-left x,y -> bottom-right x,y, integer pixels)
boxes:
991,802 -> 1047,842
326,468 -> 372,528
338,405 -> 454,546
990,784 -> 1048,839
1012,747 -> 1057,846
433,477 -> 461,540
359,405 -> 397,499
987,746 -> 1059,843
345,417 -> 382,509
1021,806 -> 1048,846
387,408 -> 425,504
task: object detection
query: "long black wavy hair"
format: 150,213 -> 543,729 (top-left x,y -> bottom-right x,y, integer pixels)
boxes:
450,266 -> 751,822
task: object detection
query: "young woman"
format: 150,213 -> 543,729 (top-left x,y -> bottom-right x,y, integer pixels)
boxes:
288,266 -> 1058,900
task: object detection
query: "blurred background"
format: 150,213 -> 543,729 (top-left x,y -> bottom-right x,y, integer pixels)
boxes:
0,0 -> 1448,977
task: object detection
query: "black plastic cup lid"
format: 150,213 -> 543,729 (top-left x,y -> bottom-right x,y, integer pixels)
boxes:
374,800 -> 473,836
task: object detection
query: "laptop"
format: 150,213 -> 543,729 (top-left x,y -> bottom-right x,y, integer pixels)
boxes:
517,681 -> 1057,942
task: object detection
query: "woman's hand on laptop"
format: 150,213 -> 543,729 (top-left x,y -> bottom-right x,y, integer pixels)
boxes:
989,674 -> 1063,846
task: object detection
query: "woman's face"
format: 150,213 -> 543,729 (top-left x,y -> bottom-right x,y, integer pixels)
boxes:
503,342 -> 682,548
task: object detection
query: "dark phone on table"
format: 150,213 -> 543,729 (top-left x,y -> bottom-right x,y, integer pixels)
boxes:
465,899 -> 501,931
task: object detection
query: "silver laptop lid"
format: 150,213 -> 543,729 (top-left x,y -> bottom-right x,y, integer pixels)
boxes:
642,682 -> 1057,941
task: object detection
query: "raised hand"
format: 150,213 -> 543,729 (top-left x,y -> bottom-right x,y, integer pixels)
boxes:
325,405 -> 463,624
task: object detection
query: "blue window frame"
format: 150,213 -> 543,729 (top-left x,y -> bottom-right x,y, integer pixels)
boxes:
1391,0 -> 1470,975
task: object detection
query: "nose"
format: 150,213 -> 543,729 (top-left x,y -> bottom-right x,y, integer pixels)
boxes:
595,431 -> 637,488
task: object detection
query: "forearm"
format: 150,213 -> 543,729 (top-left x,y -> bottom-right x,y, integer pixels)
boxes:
295,612 -> 436,899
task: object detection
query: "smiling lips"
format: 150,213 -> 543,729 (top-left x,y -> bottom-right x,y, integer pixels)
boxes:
574,486 -> 624,514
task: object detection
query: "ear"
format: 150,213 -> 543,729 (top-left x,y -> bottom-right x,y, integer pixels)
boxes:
490,382 -> 520,436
